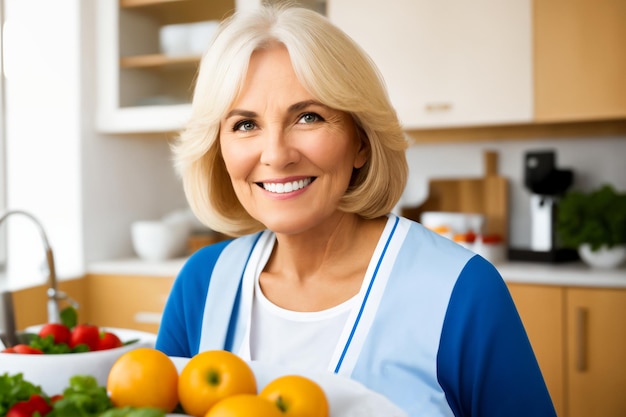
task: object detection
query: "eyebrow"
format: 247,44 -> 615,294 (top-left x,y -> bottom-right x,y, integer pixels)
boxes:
224,100 -> 327,119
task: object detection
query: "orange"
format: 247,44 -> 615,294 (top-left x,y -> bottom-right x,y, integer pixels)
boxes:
107,347 -> 179,412
205,394 -> 283,417
178,350 -> 257,417
259,375 -> 329,417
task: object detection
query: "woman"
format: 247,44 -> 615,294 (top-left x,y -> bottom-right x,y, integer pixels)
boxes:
156,5 -> 556,417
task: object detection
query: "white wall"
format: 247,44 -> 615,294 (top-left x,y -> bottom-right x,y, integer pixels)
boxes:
3,0 -> 82,289
1,1 -> 187,290
79,2 -> 187,264
0,0 -> 6,270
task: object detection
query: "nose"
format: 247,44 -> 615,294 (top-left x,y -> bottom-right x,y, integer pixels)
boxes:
259,126 -> 299,168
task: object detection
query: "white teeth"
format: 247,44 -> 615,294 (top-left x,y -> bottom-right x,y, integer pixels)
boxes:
263,178 -> 312,194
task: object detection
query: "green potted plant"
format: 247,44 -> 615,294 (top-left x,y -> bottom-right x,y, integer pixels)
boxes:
557,184 -> 626,269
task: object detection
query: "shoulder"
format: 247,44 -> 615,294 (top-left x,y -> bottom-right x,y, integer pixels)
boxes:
176,232 -> 266,283
394,216 -> 478,283
437,257 -> 556,416
182,238 -> 233,271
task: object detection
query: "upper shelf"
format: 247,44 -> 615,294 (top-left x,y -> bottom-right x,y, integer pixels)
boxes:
120,0 -> 236,24
121,0 -> 190,7
120,54 -> 201,69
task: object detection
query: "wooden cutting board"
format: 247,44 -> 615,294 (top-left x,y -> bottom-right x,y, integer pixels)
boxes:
401,151 -> 509,240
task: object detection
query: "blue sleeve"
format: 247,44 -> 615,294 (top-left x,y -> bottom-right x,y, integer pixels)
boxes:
155,239 -> 231,357
437,255 -> 557,417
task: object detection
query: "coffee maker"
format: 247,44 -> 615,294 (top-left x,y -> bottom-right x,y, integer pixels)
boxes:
509,150 -> 579,262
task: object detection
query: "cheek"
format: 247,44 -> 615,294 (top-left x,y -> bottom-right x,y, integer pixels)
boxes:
220,142 -> 251,180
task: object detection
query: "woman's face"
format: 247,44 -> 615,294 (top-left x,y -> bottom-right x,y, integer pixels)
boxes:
219,45 -> 367,235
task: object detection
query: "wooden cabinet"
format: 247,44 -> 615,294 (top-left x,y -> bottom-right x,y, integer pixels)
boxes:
327,0 -> 533,129
85,274 -> 174,334
95,0 -> 625,135
565,287 -> 626,417
12,274 -> 175,335
534,0 -> 626,122
95,0 -> 326,134
508,283 -> 626,417
507,283 -> 566,417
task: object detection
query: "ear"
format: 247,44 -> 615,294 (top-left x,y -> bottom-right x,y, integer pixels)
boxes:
353,128 -> 370,169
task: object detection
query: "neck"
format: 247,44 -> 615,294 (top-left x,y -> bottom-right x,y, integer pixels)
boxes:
267,213 -> 386,283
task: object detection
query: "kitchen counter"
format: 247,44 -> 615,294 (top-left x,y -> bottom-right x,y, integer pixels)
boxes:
88,257 -> 186,277
495,261 -> 626,288
87,257 -> 626,288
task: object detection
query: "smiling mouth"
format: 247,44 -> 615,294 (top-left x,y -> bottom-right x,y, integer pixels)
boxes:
258,177 -> 315,194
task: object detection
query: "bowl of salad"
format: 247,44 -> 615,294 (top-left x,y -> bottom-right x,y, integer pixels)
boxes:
0,308 -> 156,396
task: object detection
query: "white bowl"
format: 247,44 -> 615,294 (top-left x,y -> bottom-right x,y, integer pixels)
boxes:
169,357 -> 408,417
131,220 -> 189,261
159,21 -> 220,57
159,23 -> 191,56
578,244 -> 626,269
0,327 -> 156,396
188,20 -> 220,55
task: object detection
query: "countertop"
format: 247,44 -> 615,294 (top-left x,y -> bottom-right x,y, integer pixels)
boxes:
87,257 -> 626,288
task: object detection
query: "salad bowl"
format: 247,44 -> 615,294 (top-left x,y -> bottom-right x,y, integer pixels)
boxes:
0,327 -> 157,395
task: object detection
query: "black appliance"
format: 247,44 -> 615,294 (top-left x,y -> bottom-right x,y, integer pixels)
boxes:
508,150 -> 579,263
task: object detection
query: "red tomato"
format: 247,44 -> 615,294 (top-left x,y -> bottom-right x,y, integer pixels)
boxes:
49,395 -> 63,404
7,394 -> 52,417
38,323 -> 71,345
480,234 -> 503,244
1,347 -> 16,353
11,344 -> 44,354
69,324 -> 100,351
97,331 -> 123,350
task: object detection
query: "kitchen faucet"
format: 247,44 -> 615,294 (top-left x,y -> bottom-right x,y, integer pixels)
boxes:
0,209 -> 78,327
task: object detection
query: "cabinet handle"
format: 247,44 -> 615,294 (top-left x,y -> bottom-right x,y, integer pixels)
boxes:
424,102 -> 453,112
575,307 -> 588,372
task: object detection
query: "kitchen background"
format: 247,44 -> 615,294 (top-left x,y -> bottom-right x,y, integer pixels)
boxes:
0,0 -> 624,288
0,2 -> 624,416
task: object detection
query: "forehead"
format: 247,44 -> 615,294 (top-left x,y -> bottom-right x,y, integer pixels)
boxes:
227,45 -> 312,108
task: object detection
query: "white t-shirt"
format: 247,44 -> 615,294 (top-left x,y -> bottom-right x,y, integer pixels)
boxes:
250,274 -> 357,372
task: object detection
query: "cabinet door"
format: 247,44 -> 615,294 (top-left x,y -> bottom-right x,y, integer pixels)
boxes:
86,274 -> 174,334
566,287 -> 626,417
534,0 -> 626,122
508,283 -> 565,417
327,0 -> 532,129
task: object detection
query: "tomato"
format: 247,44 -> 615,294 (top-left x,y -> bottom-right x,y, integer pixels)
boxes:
97,331 -> 123,350
259,375 -> 329,417
49,395 -> 63,404
107,347 -> 179,413
38,323 -> 71,345
69,324 -> 100,351
11,344 -> 44,354
178,350 -> 257,417
465,230 -> 477,243
480,234 -> 503,244
7,394 -> 52,417
205,394 -> 283,417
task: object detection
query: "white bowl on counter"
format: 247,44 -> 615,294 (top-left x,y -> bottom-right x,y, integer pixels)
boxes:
0,327 -> 157,395
131,220 -> 189,261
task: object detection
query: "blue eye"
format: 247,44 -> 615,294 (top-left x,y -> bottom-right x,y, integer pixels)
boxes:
298,113 -> 323,124
234,120 -> 256,131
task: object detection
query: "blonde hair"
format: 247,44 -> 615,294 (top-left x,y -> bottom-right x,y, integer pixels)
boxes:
173,4 -> 408,237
